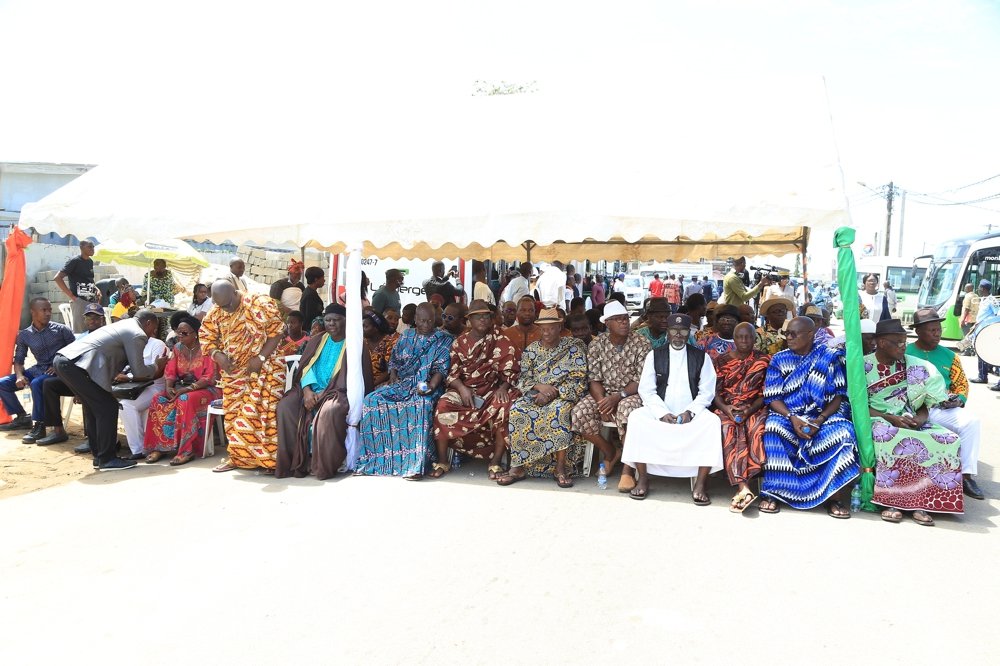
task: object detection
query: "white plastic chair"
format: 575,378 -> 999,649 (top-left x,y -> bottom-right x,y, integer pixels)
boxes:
284,354 -> 301,393
203,404 -> 225,458
58,302 -> 74,330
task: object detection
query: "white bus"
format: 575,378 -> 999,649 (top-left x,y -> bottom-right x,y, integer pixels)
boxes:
915,232 -> 1000,340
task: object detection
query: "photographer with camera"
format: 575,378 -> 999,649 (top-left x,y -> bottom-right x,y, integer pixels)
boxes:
721,256 -> 770,306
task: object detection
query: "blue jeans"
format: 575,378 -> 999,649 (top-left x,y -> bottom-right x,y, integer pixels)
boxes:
0,367 -> 46,422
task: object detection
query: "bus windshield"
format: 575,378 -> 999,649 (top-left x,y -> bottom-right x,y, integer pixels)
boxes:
918,240 -> 971,307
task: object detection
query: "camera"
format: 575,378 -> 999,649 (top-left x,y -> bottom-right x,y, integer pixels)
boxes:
750,264 -> 788,283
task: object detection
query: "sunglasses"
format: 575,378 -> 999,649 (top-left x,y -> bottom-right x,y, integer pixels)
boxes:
442,314 -> 459,322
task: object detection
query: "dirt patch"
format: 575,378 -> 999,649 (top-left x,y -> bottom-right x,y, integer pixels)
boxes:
0,414 -> 93,499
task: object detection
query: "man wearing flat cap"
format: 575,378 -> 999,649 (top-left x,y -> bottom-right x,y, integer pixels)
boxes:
907,308 -> 984,500
622,313 -> 723,504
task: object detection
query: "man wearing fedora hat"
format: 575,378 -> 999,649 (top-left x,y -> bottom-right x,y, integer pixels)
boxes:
571,299 -> 651,491
622,313 -> 723,503
865,318 -> 964,525
755,293 -> 794,355
907,308 -> 984,500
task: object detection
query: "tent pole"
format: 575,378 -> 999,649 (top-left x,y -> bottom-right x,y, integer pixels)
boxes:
801,227 -> 811,304
522,240 -> 536,262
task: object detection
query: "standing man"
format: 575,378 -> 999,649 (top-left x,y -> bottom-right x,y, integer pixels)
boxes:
663,274 -> 681,313
591,274 -> 606,306
501,262 -> 532,304
883,280 -> 898,314
371,268 -> 404,315
298,266 -> 325,330
53,240 -> 98,333
535,261 -> 566,308
423,261 -> 460,304
0,298 -> 76,440
684,275 -> 702,300
960,282 -> 980,339
906,308 -> 984,500
648,273 -> 664,299
52,310 -> 166,470
200,280 -> 286,473
969,280 -> 998,384
701,275 -> 714,303
269,259 -> 305,315
622,313 -> 723,503
471,260 -> 496,306
721,257 -> 769,306
224,257 -> 249,293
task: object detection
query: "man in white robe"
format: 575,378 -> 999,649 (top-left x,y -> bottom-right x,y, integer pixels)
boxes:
623,313 -> 723,503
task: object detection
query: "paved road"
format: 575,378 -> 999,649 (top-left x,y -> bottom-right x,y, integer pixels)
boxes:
0,355 -> 997,664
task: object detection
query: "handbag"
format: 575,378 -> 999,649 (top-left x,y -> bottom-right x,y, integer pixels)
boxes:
111,380 -> 155,401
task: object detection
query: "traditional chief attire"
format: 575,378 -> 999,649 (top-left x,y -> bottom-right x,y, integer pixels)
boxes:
503,323 -> 542,359
761,343 -> 858,509
623,344 -> 723,477
508,337 -> 587,471
355,328 -> 452,476
698,332 -> 735,361
713,350 -> 770,486
571,331 -> 650,441
865,353 -> 964,514
199,293 -> 286,469
276,333 -> 373,479
433,330 -> 520,458
906,341 -> 979,477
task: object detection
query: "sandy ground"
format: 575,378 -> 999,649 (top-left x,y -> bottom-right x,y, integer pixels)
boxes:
0,352 -> 998,664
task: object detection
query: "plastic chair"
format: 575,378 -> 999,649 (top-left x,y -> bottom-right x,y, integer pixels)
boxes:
284,354 -> 301,393
202,404 -> 225,458
58,302 -> 74,330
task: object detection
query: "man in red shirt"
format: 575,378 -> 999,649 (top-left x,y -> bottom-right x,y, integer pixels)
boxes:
648,273 -> 665,299
663,274 -> 681,312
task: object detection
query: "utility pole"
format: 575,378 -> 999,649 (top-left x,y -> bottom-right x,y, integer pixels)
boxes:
897,190 -> 906,257
884,180 -> 894,256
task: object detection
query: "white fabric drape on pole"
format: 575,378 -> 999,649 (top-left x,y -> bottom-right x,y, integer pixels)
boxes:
343,248 -> 365,470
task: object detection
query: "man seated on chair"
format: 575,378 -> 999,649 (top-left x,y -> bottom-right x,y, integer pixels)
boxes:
622,313 -> 723,504
571,299 -> 651,492
0,298 -> 76,443
431,300 -> 520,480
36,303 -> 107,447
276,304 -> 374,480
757,317 -> 858,517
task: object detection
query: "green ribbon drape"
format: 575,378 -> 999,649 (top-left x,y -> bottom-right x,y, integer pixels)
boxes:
834,227 -> 877,511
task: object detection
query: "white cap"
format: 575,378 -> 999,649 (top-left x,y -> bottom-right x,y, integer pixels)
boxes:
860,319 -> 876,334
600,300 -> 629,322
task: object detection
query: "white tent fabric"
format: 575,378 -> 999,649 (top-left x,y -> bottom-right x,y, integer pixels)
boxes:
21,78 -> 847,261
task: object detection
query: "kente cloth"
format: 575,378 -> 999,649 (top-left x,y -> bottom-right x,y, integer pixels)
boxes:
755,324 -> 785,355
509,337 -> 587,469
355,328 -> 452,476
761,343 -> 859,509
698,333 -> 736,361
503,323 -> 542,358
367,332 -> 398,381
571,331 -> 650,436
279,333 -> 309,357
636,326 -> 668,350
199,293 -> 286,469
865,354 -> 963,513
905,342 -> 968,404
433,331 -> 520,458
712,350 -> 770,486
623,346 -> 723,477
277,334 -> 372,480
143,344 -> 220,457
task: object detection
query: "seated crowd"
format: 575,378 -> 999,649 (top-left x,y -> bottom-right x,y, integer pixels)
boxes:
0,258 -> 986,529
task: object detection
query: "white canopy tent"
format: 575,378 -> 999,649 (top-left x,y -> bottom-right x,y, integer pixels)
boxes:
21,76 -> 850,468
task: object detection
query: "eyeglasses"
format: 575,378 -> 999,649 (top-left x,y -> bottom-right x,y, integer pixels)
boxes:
785,330 -> 806,339
442,314 -> 458,322
881,339 -> 907,349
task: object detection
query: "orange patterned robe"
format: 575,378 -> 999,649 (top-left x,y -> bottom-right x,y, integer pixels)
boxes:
200,293 -> 286,469
712,350 -> 770,486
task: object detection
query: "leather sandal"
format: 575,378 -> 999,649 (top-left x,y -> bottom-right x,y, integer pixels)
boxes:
145,451 -> 164,464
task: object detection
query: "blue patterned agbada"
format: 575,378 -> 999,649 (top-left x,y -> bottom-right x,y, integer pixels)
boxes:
355,328 -> 452,476
761,342 -> 859,509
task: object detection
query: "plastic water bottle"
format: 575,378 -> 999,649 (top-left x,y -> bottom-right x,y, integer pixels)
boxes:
850,484 -> 862,513
451,451 -> 462,470
597,463 -> 608,490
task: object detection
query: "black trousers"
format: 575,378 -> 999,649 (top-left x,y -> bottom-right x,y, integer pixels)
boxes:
42,376 -> 90,432
53,355 -> 119,464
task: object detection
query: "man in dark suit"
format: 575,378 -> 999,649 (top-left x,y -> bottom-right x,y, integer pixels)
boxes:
52,310 -> 166,470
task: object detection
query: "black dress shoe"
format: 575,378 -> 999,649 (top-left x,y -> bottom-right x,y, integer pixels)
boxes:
0,414 -> 32,431
990,385 -> 1000,392
970,378 -> 988,384
22,423 -> 46,444
74,440 -> 91,454
36,432 -> 69,446
964,477 -> 985,500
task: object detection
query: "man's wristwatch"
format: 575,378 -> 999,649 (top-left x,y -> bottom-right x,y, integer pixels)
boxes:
257,354 -> 267,363
619,390 -> 628,399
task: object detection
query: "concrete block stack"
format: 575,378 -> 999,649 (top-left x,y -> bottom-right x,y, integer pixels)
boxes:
237,246 -> 326,287
28,265 -> 120,325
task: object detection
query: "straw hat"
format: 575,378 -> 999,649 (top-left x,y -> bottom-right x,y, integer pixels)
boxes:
536,307 -> 564,324
760,294 -> 795,315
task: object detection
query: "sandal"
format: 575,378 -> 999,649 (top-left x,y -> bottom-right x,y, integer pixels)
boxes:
555,472 -> 574,489
497,470 -> 527,486
758,498 -> 780,514
403,474 -> 423,481
488,464 -> 503,480
212,459 -> 237,473
730,490 -> 757,513
692,491 -> 711,506
428,462 -> 450,479
144,452 -> 163,464
880,509 -> 903,523
170,453 -> 194,467
629,485 -> 648,501
617,474 -> 636,493
827,500 -> 851,519
912,510 -> 935,527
